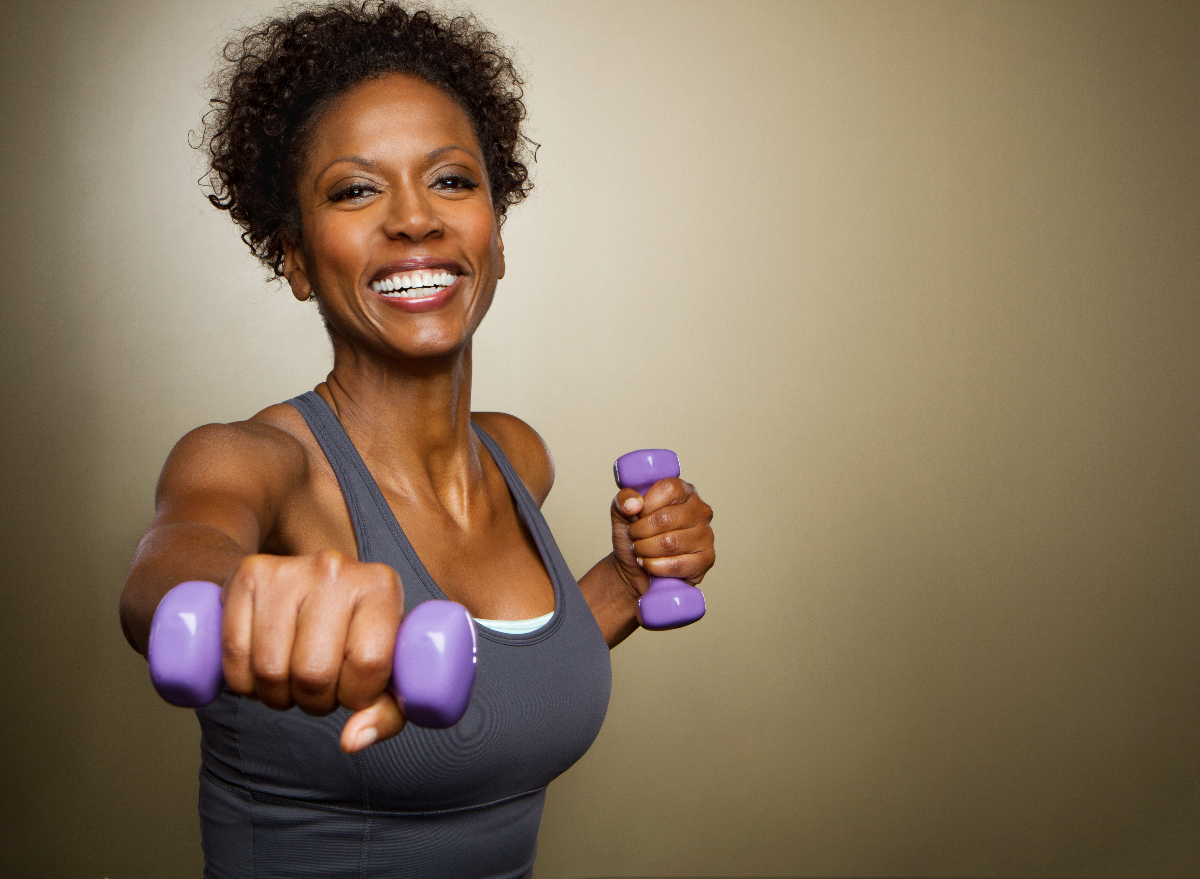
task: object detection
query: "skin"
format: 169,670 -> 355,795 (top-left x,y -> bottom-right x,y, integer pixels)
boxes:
120,73 -> 715,755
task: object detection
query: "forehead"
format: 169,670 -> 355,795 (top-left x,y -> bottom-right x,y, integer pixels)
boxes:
305,73 -> 482,166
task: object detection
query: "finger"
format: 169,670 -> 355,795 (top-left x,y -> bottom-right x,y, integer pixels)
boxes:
222,555 -> 300,708
289,569 -> 355,715
340,691 -> 406,754
220,567 -> 255,696
248,570 -> 304,711
638,477 -> 694,518
632,519 -> 715,563
628,490 -> 712,542
638,524 -> 716,585
337,565 -> 404,711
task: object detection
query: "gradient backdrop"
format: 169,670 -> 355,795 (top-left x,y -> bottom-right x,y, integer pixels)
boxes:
1,1 -> 1197,876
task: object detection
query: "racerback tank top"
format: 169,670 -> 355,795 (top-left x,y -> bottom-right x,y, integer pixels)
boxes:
195,392 -> 612,878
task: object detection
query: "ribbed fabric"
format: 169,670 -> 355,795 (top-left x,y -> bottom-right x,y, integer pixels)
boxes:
196,392 -> 611,878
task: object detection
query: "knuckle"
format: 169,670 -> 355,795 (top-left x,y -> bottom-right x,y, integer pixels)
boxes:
251,656 -> 289,687
291,658 -> 334,691
221,640 -> 250,666
231,554 -> 269,591
659,531 -> 680,555
235,553 -> 267,576
661,479 -> 686,502
367,562 -> 403,595
660,556 -> 688,577
648,506 -> 676,532
346,642 -> 393,679
291,682 -> 329,707
312,549 -> 346,580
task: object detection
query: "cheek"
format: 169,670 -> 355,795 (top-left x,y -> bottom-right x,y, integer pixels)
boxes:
459,210 -> 502,273
305,216 -> 371,287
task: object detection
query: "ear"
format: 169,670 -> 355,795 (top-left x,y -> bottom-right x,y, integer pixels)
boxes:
283,242 -> 314,302
497,233 -> 505,281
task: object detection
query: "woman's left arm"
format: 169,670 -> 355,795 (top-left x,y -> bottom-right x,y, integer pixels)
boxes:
473,413 -> 715,648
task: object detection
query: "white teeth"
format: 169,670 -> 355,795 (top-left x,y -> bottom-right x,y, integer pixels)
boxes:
370,270 -> 458,296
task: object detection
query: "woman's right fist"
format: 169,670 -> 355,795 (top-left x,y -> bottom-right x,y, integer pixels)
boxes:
220,550 -> 404,718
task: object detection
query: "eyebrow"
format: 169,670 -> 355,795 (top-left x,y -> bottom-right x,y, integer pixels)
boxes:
314,145 -> 482,190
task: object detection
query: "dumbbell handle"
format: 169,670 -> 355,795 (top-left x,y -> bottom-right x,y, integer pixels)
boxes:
614,449 -> 706,630
147,581 -> 477,728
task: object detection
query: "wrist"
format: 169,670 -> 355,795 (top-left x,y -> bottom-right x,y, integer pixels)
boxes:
607,552 -> 644,601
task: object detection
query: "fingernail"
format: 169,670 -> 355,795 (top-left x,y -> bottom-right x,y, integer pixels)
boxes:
354,727 -> 378,751
622,498 -> 640,513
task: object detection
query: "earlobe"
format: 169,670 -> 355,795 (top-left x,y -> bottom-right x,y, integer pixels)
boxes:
283,245 -> 313,302
497,235 -> 505,280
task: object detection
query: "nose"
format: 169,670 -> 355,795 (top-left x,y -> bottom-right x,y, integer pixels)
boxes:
383,183 -> 443,242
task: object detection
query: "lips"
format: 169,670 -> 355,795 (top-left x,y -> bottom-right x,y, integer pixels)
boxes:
367,257 -> 465,311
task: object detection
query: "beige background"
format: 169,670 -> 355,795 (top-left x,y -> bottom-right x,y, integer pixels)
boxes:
1,1 -> 1197,876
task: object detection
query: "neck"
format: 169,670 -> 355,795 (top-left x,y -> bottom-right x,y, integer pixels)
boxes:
317,336 -> 480,509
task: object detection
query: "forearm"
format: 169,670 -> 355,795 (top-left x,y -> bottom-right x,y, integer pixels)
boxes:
577,553 -> 642,649
119,521 -> 250,655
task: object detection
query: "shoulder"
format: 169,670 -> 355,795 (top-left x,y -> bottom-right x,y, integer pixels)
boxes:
471,411 -> 555,506
157,402 -> 312,508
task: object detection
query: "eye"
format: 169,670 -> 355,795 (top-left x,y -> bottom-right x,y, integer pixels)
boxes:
328,182 -> 380,202
433,173 -> 479,192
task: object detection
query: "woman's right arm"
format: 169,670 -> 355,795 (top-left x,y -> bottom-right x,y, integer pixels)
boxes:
119,421 -> 298,656
119,420 -> 407,753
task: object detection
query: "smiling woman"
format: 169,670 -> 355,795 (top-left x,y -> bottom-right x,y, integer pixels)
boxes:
116,3 -> 714,878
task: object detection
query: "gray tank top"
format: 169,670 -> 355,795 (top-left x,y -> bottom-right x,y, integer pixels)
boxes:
195,392 -> 612,878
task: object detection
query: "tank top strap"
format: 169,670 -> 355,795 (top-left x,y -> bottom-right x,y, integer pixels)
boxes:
287,390 -> 401,563
470,424 -> 563,591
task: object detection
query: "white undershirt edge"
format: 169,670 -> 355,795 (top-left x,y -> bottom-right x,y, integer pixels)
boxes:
473,610 -> 554,635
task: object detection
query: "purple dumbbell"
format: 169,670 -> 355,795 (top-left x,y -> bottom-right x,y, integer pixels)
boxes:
614,449 -> 706,630
147,580 -> 477,728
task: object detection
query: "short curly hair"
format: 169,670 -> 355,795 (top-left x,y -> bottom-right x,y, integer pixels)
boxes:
201,2 -> 531,276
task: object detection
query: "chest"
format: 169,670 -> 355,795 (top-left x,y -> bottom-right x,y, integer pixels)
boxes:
388,493 -> 555,619
272,448 -> 555,620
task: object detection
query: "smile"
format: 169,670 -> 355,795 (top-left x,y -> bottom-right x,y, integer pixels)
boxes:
370,270 -> 459,298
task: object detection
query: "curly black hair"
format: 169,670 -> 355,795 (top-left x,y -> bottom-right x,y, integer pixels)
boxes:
201,2 -> 531,276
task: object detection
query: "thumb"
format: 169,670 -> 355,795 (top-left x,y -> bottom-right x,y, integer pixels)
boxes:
611,490 -> 650,593
340,691 -> 406,754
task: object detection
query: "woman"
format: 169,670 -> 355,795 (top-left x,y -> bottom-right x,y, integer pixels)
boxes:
119,4 -> 715,876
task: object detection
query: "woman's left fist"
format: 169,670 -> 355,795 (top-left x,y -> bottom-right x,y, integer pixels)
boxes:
610,478 -> 715,596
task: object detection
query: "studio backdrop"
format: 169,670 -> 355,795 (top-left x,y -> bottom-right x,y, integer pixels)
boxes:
0,1 -> 1197,876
